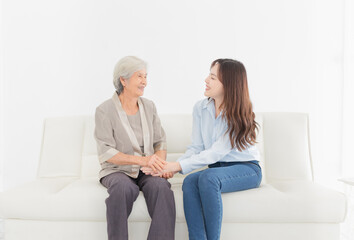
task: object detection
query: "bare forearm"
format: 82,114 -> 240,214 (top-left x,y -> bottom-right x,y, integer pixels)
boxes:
168,162 -> 182,172
107,152 -> 145,166
155,150 -> 167,161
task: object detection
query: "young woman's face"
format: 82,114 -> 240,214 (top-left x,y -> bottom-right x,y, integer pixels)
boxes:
122,69 -> 147,97
204,64 -> 224,100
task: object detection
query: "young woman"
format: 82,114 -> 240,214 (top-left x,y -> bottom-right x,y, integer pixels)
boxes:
144,58 -> 262,240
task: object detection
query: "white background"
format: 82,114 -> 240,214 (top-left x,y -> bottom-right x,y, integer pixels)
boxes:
0,0 -> 352,192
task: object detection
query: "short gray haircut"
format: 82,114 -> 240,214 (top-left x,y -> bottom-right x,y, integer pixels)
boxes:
113,56 -> 147,95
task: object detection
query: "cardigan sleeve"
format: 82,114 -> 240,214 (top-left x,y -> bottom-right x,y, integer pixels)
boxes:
94,106 -> 119,164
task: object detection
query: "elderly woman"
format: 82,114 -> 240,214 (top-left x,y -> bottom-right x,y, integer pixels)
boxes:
94,56 -> 176,240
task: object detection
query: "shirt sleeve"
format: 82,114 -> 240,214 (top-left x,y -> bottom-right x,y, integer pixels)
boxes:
94,107 -> 119,164
178,132 -> 233,174
152,102 -> 167,152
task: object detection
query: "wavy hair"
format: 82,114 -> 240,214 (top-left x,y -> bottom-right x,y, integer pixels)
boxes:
211,59 -> 258,151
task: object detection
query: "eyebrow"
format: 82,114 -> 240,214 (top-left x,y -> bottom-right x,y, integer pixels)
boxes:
210,73 -> 217,77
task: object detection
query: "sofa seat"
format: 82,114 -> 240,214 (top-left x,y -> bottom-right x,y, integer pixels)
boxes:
0,177 -> 346,224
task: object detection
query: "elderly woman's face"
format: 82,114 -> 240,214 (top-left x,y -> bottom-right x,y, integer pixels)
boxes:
122,69 -> 147,97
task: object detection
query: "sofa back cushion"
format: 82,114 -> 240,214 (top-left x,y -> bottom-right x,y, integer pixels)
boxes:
159,114 -> 193,162
37,113 -> 313,182
261,112 -> 313,182
37,117 -> 85,178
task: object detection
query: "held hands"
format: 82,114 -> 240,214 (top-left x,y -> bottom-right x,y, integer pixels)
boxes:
141,161 -> 182,179
142,154 -> 167,173
141,167 -> 175,179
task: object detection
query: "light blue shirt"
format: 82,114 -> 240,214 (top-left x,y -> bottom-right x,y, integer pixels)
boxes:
177,98 -> 260,175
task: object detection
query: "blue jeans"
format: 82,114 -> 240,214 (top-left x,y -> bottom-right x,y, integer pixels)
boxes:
182,161 -> 262,240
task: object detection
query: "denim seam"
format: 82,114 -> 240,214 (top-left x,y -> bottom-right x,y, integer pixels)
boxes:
218,172 -> 262,191
218,172 -> 259,183
216,188 -> 222,240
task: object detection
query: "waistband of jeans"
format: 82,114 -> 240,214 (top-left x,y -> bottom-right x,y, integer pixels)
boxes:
208,160 -> 260,168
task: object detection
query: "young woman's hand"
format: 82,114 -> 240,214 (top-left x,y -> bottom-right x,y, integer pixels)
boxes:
163,162 -> 182,173
141,154 -> 166,173
161,172 -> 175,179
141,167 -> 176,179
141,166 -> 160,176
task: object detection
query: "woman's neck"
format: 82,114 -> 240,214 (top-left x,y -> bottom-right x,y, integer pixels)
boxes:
214,97 -> 223,118
119,92 -> 139,115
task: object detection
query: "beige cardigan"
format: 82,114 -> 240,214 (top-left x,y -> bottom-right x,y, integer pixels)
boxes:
94,93 -> 167,180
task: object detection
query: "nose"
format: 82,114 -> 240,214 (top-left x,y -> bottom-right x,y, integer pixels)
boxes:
142,77 -> 147,85
205,77 -> 209,83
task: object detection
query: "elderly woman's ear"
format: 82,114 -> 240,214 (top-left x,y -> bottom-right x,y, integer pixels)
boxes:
120,77 -> 126,87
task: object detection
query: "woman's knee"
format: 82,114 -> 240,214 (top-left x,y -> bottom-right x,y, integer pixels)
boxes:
182,172 -> 201,192
143,177 -> 172,193
109,179 -> 139,199
198,170 -> 221,190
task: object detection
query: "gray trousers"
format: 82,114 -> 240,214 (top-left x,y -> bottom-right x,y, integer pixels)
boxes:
101,171 -> 176,240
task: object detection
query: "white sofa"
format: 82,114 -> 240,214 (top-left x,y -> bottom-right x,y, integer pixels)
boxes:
0,113 -> 347,240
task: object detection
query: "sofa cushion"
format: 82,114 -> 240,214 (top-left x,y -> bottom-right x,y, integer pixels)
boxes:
0,178 -> 346,223
38,117 -> 85,178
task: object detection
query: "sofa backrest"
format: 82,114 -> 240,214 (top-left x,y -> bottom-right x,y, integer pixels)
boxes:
36,113 -> 313,183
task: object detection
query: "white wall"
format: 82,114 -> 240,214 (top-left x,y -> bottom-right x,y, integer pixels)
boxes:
311,0 -> 345,188
342,0 -> 354,177
1,0 -> 4,193
1,0 -> 345,190
0,1 -> 4,237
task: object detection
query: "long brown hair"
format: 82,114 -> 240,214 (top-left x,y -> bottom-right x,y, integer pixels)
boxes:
211,59 -> 258,151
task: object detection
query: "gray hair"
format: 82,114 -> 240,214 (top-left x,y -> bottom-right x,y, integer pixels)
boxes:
113,56 -> 147,95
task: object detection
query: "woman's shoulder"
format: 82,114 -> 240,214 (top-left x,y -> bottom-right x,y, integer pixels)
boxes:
193,98 -> 209,111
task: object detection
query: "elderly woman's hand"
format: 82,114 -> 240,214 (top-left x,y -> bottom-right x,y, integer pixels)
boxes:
142,154 -> 166,173
141,167 -> 176,179
142,161 -> 181,176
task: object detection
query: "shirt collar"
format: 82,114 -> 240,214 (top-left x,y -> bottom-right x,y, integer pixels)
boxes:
202,97 -> 214,109
203,98 -> 224,119
202,98 -> 216,118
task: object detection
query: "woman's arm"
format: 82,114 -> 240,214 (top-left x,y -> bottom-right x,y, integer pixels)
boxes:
144,134 -> 232,175
154,150 -> 167,161
107,152 -> 165,172
178,133 -> 232,174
